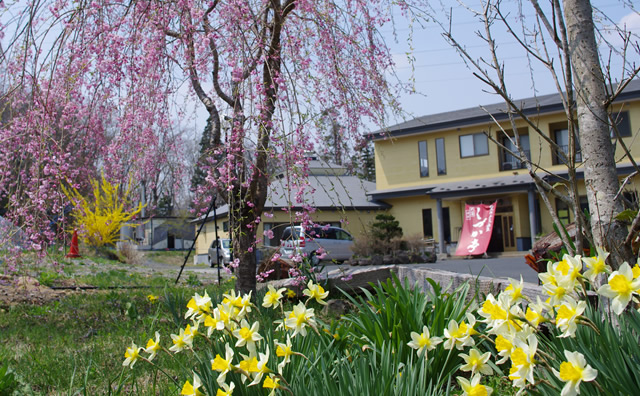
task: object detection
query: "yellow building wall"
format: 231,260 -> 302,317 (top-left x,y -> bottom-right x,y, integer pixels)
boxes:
374,102 -> 640,191
195,208 -> 384,256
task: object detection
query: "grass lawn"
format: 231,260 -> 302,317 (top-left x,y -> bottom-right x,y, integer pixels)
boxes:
0,251 -> 231,395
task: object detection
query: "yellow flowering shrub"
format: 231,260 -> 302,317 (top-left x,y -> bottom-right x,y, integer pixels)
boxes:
63,174 -> 144,248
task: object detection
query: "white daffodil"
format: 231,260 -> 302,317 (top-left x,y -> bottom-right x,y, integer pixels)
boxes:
211,343 -> 235,386
185,291 -> 212,321
232,319 -> 263,354
457,373 -> 493,396
582,247 -> 611,283
303,280 -> 330,305
123,342 -> 142,368
180,372 -> 204,396
555,296 -> 586,338
407,325 -> 442,359
459,348 -> 493,375
262,285 -> 286,309
598,262 -> 640,315
552,350 -> 598,396
284,302 -> 316,337
143,331 -> 161,361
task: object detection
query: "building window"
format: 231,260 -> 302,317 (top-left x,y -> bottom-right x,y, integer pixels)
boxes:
435,138 -> 446,175
501,131 -> 530,170
422,209 -> 433,238
418,140 -> 429,177
611,111 -> 632,138
553,127 -> 581,164
459,133 -> 489,158
223,221 -> 229,232
556,198 -> 570,225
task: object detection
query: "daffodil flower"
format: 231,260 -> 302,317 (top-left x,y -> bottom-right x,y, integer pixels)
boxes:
204,308 -> 226,337
504,276 -> 525,303
185,292 -> 212,321
509,334 -> 538,385
123,342 -> 142,368
147,294 -> 159,303
263,285 -> 286,309
582,247 -> 610,283
275,335 -> 294,373
181,372 -> 205,396
555,296 -> 586,338
407,325 -> 442,359
303,280 -> 329,305
169,328 -> 193,353
263,374 -> 281,389
459,348 -> 493,375
286,289 -> 296,298
232,319 -> 263,354
443,314 -> 476,350
457,373 -> 493,396
552,350 -> 598,396
598,262 -> 640,315
211,343 -> 235,386
215,381 -> 235,396
143,332 -> 161,361
284,302 -> 316,337
248,347 -> 271,386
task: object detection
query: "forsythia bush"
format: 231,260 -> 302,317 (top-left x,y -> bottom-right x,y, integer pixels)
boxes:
121,248 -> 640,395
63,175 -> 144,248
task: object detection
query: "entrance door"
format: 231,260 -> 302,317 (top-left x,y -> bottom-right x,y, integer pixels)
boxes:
488,215 -> 504,252
501,214 -> 516,250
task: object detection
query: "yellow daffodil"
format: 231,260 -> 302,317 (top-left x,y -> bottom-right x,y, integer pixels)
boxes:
598,262 -> 640,315
303,280 -> 329,305
143,331 -> 161,361
204,309 -> 226,337
232,319 -> 263,354
582,247 -> 611,283
185,292 -> 212,321
284,302 -> 316,337
147,294 -> 159,303
248,347 -> 272,386
460,348 -> 493,375
504,277 -> 524,303
275,335 -> 294,373
211,343 -> 235,386
457,373 -> 493,396
555,296 -> 586,338
286,289 -> 296,298
181,372 -> 204,396
123,342 -> 142,368
216,381 -> 235,396
263,375 -> 281,389
494,334 -> 513,364
262,285 -> 286,309
552,350 -> 598,396
185,323 -> 201,338
510,334 -> 538,385
443,314 -> 476,350
169,328 -> 193,353
407,325 -> 442,359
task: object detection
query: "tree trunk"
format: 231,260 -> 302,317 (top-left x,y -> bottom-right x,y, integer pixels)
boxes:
234,218 -> 258,295
563,0 -> 633,267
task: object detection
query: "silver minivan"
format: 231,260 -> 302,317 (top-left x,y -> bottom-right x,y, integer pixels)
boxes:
279,226 -> 354,265
208,238 -> 231,266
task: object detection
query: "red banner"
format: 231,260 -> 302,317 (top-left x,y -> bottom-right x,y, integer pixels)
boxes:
455,202 -> 497,256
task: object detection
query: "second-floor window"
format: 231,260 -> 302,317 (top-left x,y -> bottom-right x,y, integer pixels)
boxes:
435,138 -> 446,175
418,140 -> 429,177
501,133 -> 530,170
553,127 -> 582,164
459,132 -> 489,158
611,111 -> 632,138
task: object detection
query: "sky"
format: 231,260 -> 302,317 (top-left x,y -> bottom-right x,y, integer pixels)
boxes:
382,0 -> 640,127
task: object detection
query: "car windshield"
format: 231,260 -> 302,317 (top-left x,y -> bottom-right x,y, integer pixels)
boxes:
221,240 -> 230,248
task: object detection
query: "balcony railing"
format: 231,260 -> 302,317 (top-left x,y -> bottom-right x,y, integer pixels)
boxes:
555,145 -> 582,164
501,150 -> 530,170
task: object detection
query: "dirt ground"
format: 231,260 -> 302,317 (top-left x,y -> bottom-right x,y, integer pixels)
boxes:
0,254 -> 226,308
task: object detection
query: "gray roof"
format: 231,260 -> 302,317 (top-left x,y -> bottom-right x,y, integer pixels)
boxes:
369,79 -> 640,140
193,174 -> 388,223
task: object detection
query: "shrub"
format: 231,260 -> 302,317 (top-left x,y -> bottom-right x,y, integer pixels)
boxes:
117,242 -> 144,266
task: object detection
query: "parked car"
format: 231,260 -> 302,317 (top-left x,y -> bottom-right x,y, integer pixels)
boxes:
279,225 -> 354,265
208,238 -> 232,267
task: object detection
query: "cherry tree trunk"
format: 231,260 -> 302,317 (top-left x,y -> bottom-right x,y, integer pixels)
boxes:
563,0 -> 633,267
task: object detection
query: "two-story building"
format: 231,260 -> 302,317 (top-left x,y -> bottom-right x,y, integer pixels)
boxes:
367,80 -> 640,255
